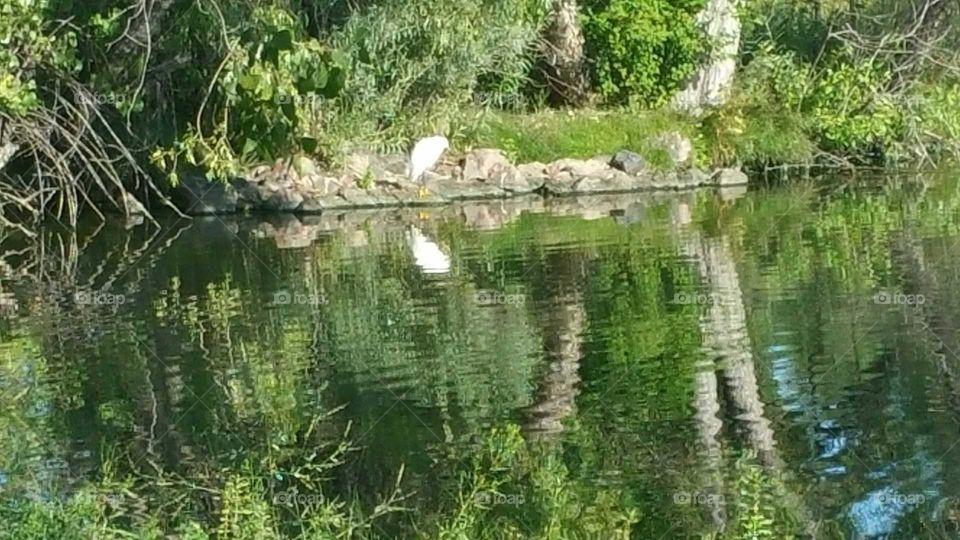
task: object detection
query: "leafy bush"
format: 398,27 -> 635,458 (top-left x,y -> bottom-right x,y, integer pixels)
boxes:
0,0 -> 78,115
735,43 -> 902,161
150,4 -> 349,181
806,57 -> 901,155
581,0 -> 704,106
900,82 -> 960,161
318,0 -> 549,154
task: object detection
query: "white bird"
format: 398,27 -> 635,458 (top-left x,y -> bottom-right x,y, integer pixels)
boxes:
406,226 -> 451,274
409,135 -> 449,198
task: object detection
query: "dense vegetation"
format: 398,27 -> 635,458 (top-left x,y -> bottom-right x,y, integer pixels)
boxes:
1,0 -> 959,225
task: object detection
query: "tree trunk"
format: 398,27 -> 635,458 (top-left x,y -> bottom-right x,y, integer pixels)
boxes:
674,202 -> 727,531
0,142 -> 18,173
672,0 -> 741,115
525,253 -> 586,441
0,119 -> 16,173
544,0 -> 590,104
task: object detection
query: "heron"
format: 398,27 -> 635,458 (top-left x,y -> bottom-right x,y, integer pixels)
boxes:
406,225 -> 451,274
409,135 -> 449,198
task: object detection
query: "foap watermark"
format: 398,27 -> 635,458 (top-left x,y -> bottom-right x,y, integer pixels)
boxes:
475,291 -> 525,306
673,491 -> 725,506
273,93 -> 326,107
873,291 -> 925,306
473,490 -> 525,506
272,489 -> 325,506
877,492 -> 926,505
670,292 -> 721,305
78,92 -> 122,107
74,291 -> 127,306
272,290 -> 325,306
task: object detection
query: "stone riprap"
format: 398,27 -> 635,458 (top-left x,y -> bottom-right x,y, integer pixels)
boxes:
172,148 -> 749,215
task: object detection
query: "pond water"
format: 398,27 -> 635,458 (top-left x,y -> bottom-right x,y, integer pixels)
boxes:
2,175 -> 960,538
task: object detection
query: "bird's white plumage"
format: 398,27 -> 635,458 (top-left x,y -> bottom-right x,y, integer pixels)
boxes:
407,226 -> 451,274
408,135 -> 449,183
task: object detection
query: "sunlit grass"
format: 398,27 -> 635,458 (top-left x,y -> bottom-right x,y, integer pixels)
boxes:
470,108 -> 704,169
469,103 -> 816,171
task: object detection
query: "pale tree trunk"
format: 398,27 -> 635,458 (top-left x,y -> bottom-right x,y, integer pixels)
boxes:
676,200 -> 818,533
674,202 -> 727,531
544,0 -> 590,104
673,0 -> 741,115
697,234 -> 778,463
525,254 -> 586,441
0,121 -> 17,173
0,142 -> 17,173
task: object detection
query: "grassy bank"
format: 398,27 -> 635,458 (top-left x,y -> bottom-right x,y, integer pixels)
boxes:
470,103 -> 817,172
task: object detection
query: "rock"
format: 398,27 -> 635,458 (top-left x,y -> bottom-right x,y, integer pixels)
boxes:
298,196 -> 325,214
649,171 -> 683,190
460,149 -> 539,194
543,158 -> 650,195
545,158 -> 610,179
498,172 -> 543,195
609,150 -> 646,174
343,152 -> 374,180
262,188 -> 304,211
678,168 -> 712,188
294,175 -> 341,196
231,178 -> 262,211
292,155 -> 319,178
517,162 -> 549,189
379,153 -> 411,176
300,194 -> 354,213
337,185 -> 399,207
652,132 -> 693,167
174,169 -> 238,214
462,149 -> 510,181
714,167 -> 748,186
574,170 -> 639,193
432,177 -> 505,200
343,151 -> 409,181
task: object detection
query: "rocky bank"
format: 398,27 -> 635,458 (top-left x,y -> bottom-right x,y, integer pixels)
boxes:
171,146 -> 748,216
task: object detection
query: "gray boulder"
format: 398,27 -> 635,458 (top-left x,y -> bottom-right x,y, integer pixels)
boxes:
609,150 -> 646,174
262,188 -> 304,211
462,149 -> 510,180
714,167 -> 749,186
174,169 -> 238,214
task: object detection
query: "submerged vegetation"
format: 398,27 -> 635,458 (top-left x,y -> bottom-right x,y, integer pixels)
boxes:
0,0 -> 958,225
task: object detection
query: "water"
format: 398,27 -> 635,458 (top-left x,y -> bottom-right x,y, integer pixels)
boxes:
2,176 -> 960,537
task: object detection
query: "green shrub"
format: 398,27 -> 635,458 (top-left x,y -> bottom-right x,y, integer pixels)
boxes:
900,82 -> 960,161
735,43 -> 902,160
150,4 -> 349,181
581,0 -> 704,106
319,0 -> 549,154
0,0 -> 78,115
806,57 -> 901,155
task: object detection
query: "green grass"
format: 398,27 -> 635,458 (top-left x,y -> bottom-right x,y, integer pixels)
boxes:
471,108 -> 705,169
470,104 -> 816,171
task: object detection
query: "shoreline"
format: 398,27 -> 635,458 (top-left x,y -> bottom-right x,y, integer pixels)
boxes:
169,148 -> 749,216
